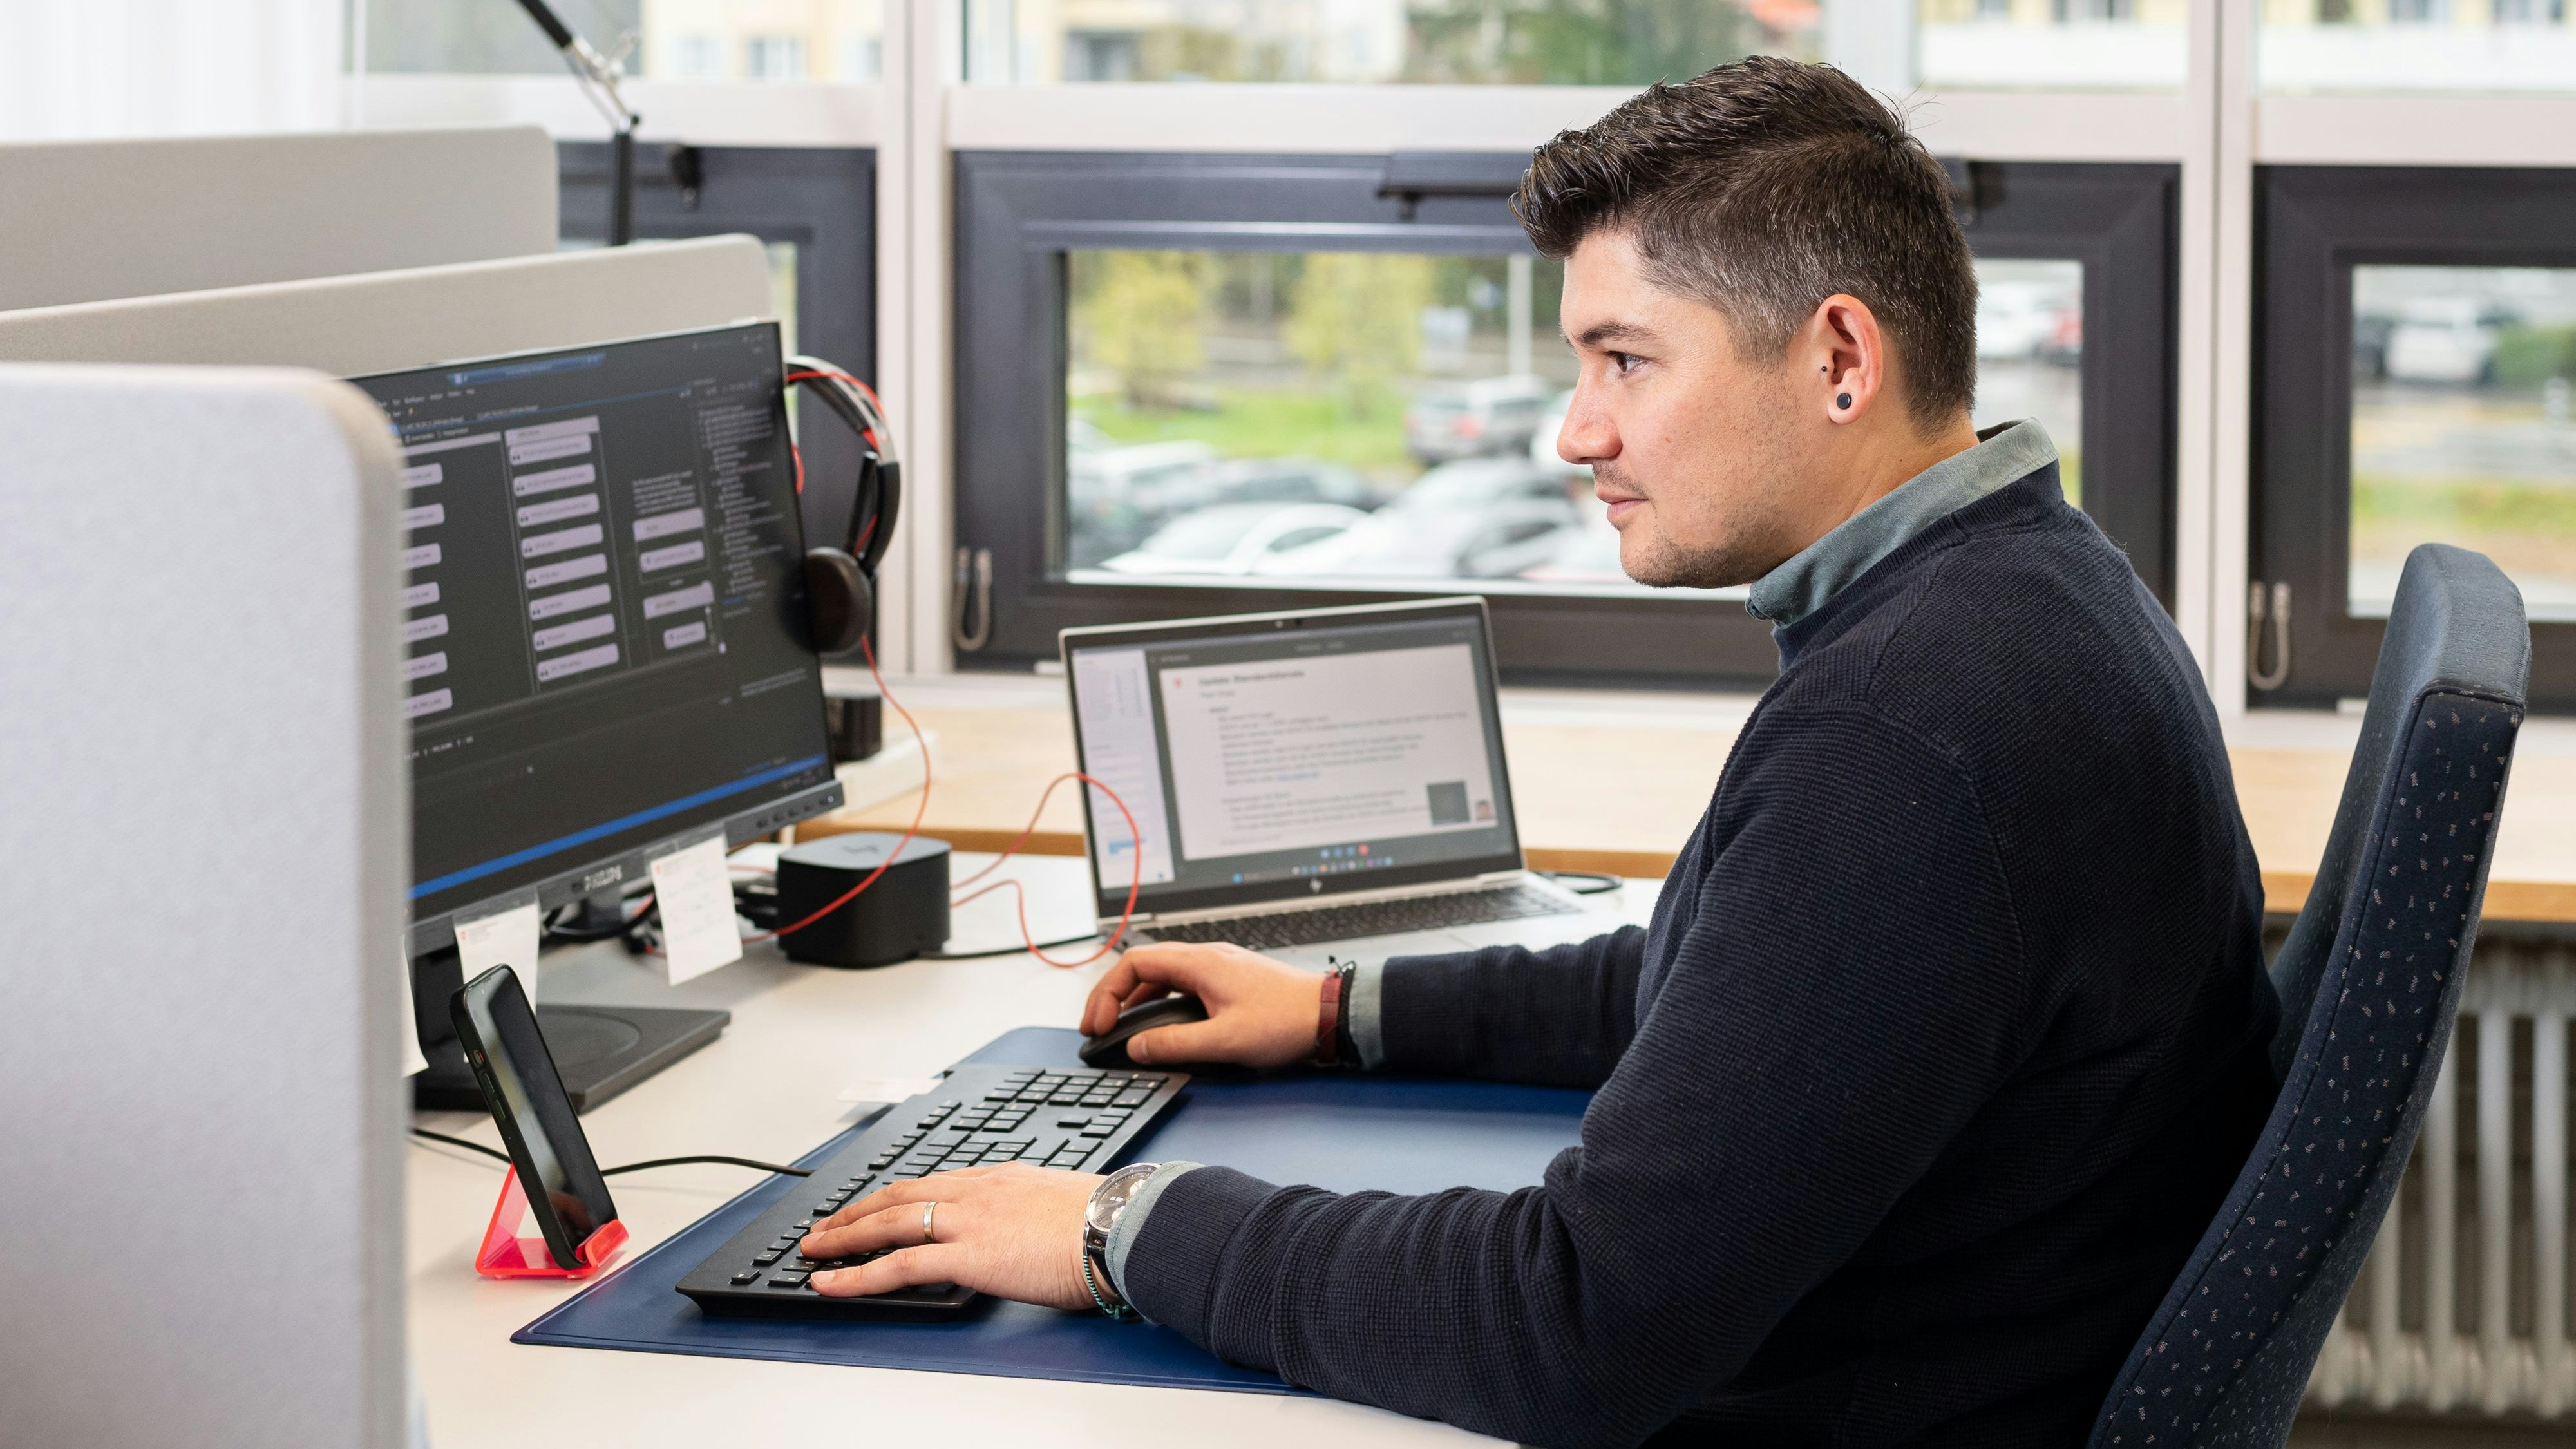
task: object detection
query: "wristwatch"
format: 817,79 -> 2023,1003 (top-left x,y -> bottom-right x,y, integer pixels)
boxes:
1081,1162 -> 1163,1318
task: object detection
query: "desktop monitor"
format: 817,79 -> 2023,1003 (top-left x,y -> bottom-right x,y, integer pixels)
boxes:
350,322 -> 846,1107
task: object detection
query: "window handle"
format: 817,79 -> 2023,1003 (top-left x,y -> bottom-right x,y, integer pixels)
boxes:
951,547 -> 993,654
2246,580 -> 2291,692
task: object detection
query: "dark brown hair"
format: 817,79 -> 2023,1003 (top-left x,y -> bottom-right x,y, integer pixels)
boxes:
1514,56 -> 1977,431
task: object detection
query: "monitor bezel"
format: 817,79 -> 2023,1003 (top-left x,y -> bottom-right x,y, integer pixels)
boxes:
356,321 -> 846,956
1059,596 -> 1528,920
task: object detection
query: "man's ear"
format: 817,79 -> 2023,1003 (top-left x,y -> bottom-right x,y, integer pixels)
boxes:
1806,294 -> 1889,427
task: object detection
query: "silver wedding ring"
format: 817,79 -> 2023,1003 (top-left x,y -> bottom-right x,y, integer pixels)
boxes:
922,1200 -> 938,1244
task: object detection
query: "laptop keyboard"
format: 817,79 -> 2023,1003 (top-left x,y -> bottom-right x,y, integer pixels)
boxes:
677,1064 -> 1186,1316
1138,882 -> 1579,951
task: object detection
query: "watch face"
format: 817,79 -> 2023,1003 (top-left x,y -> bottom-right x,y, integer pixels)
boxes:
1087,1162 -> 1157,1235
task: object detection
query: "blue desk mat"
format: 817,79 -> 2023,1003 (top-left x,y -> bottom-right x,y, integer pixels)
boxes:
513,1025 -> 1589,1392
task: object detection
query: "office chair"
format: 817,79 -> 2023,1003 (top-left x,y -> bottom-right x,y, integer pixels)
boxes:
2089,544 -> 2528,1446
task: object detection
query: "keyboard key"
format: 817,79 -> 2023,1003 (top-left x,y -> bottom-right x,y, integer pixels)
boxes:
732,1271 -> 761,1285
1080,1125 -> 1115,1137
768,1272 -> 809,1288
754,1251 -> 782,1266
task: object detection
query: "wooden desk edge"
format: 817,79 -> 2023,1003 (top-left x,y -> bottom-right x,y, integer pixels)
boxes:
800,819 -> 2573,927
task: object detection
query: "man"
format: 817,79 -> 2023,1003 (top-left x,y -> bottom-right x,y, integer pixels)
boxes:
797,57 -> 2280,1448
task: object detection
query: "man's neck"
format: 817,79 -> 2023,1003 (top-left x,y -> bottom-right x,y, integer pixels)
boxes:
1832,414 -> 1982,529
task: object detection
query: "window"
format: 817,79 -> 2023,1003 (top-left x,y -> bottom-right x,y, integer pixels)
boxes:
1913,0 -> 2185,91
361,0 -> 884,82
2259,0 -> 2575,93
743,36 -> 808,81
556,142 -> 878,632
967,0 -> 1823,84
954,151 -> 2178,687
2254,167 -> 2576,712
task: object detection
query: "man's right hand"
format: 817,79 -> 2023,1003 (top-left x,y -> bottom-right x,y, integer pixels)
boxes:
1079,942 -> 1323,1068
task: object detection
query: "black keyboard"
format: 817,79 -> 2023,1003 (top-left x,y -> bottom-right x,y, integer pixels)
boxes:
677,1064 -> 1186,1317
1137,882 -> 1578,951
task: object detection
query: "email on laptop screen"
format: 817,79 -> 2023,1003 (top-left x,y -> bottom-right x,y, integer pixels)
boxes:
1063,601 -> 1524,917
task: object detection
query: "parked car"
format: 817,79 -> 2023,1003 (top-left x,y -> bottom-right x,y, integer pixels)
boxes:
1403,374 -> 1555,463
1065,439 -> 1219,566
2384,297 -> 2509,384
1976,279 -> 2081,364
1096,502 -> 1368,578
1161,455 -> 1378,515
1529,388 -> 1586,478
1264,457 -> 1577,580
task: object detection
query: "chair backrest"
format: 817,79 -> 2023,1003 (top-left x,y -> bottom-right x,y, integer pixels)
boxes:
2091,544 -> 2529,1448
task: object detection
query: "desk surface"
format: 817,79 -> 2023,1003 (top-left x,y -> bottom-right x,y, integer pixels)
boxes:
810,674 -> 2576,925
410,854 -> 1660,1447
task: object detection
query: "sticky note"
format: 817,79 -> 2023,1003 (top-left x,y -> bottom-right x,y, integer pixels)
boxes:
454,901 -> 544,1002
650,834 -> 743,986
397,939 -> 429,1079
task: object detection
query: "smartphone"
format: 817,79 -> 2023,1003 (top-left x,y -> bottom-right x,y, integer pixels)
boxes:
450,966 -> 619,1269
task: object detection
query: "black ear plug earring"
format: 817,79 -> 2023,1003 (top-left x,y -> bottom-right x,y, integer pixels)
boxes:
1835,392 -> 1853,409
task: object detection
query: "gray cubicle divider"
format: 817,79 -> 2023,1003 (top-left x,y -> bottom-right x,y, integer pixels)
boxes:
0,363 -> 410,1447
0,233 -> 776,377
0,124 -> 559,312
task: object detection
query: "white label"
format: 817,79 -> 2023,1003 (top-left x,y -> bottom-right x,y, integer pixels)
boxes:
649,835 -> 743,986
535,643 -> 620,682
638,540 -> 706,573
532,614 -> 616,652
642,581 -> 715,619
516,493 -> 600,529
453,902 -> 544,1004
525,554 -> 607,590
402,614 -> 449,643
529,583 -> 612,621
402,432 -> 498,457
401,582 -> 440,610
634,507 -> 706,542
401,543 -> 441,570
511,462 -> 596,498
405,688 -> 453,719
400,463 -> 443,489
404,651 -> 448,681
400,503 -> 444,531
662,621 -> 708,649
520,522 -> 605,560
397,938 -> 428,1078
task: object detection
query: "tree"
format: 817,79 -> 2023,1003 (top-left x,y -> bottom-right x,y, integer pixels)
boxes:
1285,253 -> 1435,418
1074,252 -> 1207,409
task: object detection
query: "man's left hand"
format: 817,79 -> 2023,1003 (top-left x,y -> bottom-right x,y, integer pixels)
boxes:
798,1164 -> 1103,1309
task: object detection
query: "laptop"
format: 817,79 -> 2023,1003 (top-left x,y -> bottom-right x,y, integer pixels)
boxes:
1060,597 -> 1622,969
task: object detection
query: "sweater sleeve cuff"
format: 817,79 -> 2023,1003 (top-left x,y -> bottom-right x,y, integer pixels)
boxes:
1115,1164 -> 1282,1341
1348,959 -> 1387,1069
1101,1159 -> 1200,1308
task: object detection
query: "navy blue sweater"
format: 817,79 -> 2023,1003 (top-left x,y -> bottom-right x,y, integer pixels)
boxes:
1121,465 -> 2282,1448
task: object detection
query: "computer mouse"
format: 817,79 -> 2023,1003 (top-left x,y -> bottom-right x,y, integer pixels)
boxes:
1079,994 -> 1210,1068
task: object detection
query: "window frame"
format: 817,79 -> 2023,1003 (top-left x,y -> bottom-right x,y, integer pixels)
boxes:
2251,164 -> 2576,712
556,140 -> 878,567
951,149 -> 2181,687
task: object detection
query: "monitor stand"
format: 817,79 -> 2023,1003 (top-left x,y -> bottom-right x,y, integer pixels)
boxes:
408,938 -> 730,1114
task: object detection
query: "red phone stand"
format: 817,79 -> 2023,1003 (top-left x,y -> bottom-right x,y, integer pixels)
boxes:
475,1167 -> 628,1280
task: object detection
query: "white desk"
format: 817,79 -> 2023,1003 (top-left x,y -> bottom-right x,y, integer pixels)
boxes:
408,855 -> 1656,1447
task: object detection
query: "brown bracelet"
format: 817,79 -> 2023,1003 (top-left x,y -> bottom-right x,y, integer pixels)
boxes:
1314,966 -> 1345,1066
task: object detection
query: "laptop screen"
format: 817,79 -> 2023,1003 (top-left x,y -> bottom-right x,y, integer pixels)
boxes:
1062,598 -> 1524,918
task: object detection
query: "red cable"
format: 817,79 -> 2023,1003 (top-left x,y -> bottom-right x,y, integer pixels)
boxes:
947,771 -> 1143,969
746,634 -> 931,943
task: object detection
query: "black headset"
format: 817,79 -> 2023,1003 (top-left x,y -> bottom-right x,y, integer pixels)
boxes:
784,356 -> 900,656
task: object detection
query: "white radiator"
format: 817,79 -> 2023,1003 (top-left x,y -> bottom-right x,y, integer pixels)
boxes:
2305,934 -> 2576,1416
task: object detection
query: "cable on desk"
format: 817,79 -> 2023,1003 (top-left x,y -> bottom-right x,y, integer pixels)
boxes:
410,1128 -> 811,1179
744,634 -> 929,946
1537,869 -> 1624,896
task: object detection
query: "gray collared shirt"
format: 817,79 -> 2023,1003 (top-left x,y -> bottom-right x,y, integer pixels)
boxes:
1106,419 -> 2063,1307
1745,419 -> 2059,628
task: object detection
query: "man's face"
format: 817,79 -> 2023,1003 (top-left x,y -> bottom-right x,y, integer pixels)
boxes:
1555,229 -> 1810,590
